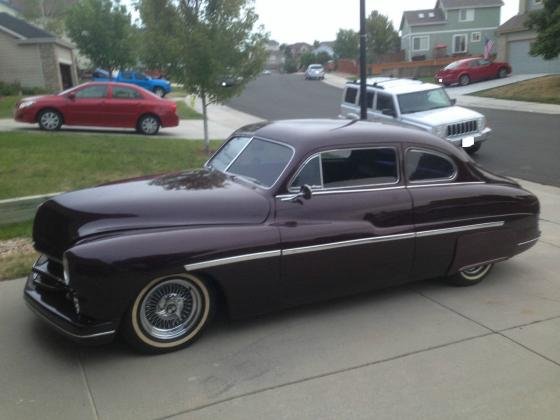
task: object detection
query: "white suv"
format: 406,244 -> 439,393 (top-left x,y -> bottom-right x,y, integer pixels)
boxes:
340,77 -> 491,153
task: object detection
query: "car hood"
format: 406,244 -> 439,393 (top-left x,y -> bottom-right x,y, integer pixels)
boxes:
33,169 -> 271,258
401,106 -> 482,127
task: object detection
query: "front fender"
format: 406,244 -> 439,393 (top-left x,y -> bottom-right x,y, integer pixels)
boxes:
65,225 -> 281,322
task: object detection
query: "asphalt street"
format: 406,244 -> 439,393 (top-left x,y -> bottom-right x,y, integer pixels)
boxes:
227,73 -> 560,187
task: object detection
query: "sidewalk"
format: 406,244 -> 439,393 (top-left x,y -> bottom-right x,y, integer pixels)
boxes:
323,72 -> 560,114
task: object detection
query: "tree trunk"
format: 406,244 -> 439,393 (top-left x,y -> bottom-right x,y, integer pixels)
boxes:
201,91 -> 210,155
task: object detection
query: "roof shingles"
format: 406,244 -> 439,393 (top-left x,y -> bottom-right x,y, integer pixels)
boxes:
0,12 -> 54,39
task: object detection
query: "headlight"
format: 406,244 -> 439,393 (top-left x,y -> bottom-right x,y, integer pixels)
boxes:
432,125 -> 447,138
18,100 -> 35,109
62,254 -> 70,286
478,116 -> 486,130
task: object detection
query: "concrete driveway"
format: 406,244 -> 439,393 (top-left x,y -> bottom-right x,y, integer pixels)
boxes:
1,179 -> 559,420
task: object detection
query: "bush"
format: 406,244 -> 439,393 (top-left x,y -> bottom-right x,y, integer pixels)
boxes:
0,82 -> 49,96
283,58 -> 298,74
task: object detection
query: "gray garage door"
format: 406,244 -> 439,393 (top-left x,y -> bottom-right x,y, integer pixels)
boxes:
508,40 -> 560,74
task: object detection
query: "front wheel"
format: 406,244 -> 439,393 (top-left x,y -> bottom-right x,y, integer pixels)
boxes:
465,143 -> 481,154
122,274 -> 214,353
498,68 -> 508,79
459,74 -> 470,86
137,114 -> 160,135
446,263 -> 493,287
38,109 -> 62,131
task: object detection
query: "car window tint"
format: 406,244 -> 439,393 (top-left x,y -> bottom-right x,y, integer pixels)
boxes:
227,138 -> 293,187
321,148 -> 398,188
112,86 -> 142,99
406,149 -> 456,181
375,93 -> 395,113
291,155 -> 322,189
75,85 -> 108,99
344,87 -> 358,104
367,91 -> 374,108
135,73 -> 148,80
121,71 -> 133,80
208,136 -> 251,171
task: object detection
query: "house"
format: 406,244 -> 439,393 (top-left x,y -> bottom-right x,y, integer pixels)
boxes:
497,0 -> 560,73
400,0 -> 503,61
264,40 -> 284,70
0,12 -> 78,91
0,0 -> 20,16
287,42 -> 312,59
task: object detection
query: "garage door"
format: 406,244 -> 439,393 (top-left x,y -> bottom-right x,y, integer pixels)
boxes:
508,40 -> 560,74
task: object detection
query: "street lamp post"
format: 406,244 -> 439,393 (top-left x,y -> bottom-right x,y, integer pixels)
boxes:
359,0 -> 367,120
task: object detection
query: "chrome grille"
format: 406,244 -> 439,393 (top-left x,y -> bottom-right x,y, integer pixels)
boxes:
447,120 -> 478,137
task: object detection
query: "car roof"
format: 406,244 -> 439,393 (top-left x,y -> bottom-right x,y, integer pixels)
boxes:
233,119 -> 460,156
346,77 -> 441,94
75,81 -> 146,90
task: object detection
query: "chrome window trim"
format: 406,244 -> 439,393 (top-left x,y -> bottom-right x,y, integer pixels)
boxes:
185,250 -> 281,271
405,147 -> 458,184
407,181 -> 485,188
184,220 -> 506,270
287,146 -> 400,193
276,185 -> 406,201
223,136 -> 254,172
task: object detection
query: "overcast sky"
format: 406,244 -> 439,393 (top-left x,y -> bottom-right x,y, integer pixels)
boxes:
254,0 -> 519,44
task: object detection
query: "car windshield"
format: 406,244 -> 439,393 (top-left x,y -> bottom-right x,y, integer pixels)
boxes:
207,137 -> 293,187
444,61 -> 462,70
397,88 -> 452,114
309,65 -> 323,70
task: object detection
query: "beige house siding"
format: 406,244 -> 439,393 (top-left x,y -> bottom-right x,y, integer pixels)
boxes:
0,30 -> 45,87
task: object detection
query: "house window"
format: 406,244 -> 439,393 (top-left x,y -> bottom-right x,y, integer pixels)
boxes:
459,8 -> 475,22
428,12 -> 435,17
418,13 -> 425,18
471,32 -> 481,42
412,36 -> 429,51
453,34 -> 468,53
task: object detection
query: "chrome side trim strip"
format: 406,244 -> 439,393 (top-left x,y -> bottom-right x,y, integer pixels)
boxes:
517,237 -> 539,247
276,186 -> 406,200
407,181 -> 485,188
185,250 -> 281,271
416,221 -> 504,238
459,257 -> 508,272
282,232 -> 415,256
25,301 -> 116,339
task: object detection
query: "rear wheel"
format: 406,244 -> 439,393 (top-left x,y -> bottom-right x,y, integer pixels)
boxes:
498,68 -> 508,78
446,263 -> 493,287
38,109 -> 62,131
153,87 -> 165,97
459,74 -> 470,86
122,274 -> 214,353
137,114 -> 160,135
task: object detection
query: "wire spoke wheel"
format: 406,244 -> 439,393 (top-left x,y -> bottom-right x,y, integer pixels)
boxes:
460,263 -> 492,281
139,278 -> 203,341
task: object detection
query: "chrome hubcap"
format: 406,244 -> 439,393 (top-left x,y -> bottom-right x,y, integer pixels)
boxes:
141,117 -> 158,134
461,264 -> 491,280
40,112 -> 60,130
139,279 -> 202,340
155,89 -> 164,97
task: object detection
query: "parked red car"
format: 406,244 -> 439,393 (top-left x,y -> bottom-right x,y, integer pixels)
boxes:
14,82 -> 179,135
435,58 -> 512,86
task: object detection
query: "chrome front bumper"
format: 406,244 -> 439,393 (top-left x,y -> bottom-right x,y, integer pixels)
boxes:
447,127 -> 492,147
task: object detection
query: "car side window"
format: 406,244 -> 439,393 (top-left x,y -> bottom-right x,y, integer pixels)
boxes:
135,73 -> 148,80
75,85 -> 108,99
121,71 -> 133,80
375,93 -> 395,114
366,91 -> 374,109
112,86 -> 142,99
291,147 -> 398,190
406,149 -> 456,182
344,87 -> 358,104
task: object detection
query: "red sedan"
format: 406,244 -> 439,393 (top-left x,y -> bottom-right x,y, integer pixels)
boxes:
14,82 -> 179,135
435,58 -> 512,87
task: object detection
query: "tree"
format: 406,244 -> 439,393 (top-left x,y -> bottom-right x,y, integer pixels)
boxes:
65,0 -> 137,75
299,51 -> 316,68
365,11 -> 400,63
527,0 -> 560,59
315,51 -> 331,65
138,0 -> 268,153
20,0 -> 75,35
334,29 -> 359,59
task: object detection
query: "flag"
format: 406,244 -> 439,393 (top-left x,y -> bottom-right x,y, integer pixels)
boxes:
484,37 -> 494,59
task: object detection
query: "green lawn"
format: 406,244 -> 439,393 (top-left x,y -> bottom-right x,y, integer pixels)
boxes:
0,96 -> 19,118
0,220 -> 33,240
176,101 -> 202,119
473,75 -> 560,105
0,131 -> 221,199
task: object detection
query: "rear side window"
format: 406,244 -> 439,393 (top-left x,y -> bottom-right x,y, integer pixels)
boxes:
112,86 -> 142,99
406,149 -> 456,182
344,87 -> 358,104
366,91 -> 374,108
291,147 -> 398,190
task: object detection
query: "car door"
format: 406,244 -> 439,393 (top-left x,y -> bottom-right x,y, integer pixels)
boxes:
275,145 -> 415,306
134,72 -> 152,91
105,85 -> 144,127
371,92 -> 400,125
467,60 -> 482,82
63,84 -> 109,126
477,59 -> 494,80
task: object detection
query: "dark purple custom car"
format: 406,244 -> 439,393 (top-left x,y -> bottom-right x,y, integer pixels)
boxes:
25,119 -> 540,353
